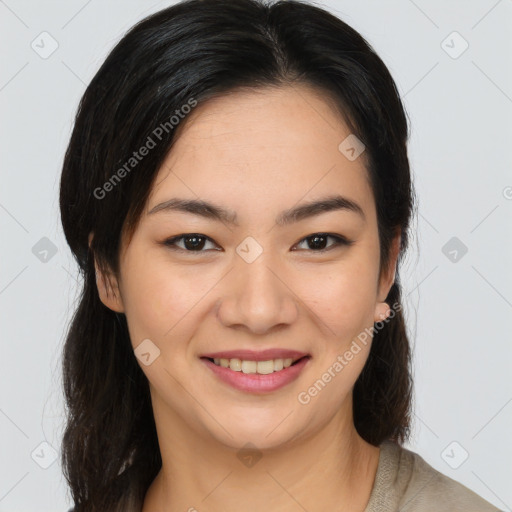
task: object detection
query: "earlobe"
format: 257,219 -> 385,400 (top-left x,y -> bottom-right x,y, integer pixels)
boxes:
374,232 -> 401,323
89,232 -> 125,313
374,301 -> 391,322
378,231 -> 401,302
94,263 -> 125,313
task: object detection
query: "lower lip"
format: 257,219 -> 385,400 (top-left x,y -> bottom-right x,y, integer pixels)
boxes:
201,357 -> 310,393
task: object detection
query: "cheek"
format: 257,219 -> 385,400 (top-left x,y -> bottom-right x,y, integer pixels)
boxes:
120,257 -> 220,348
119,260 -> 185,347
301,258 -> 378,340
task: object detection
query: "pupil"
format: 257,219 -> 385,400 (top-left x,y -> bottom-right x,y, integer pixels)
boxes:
309,235 -> 326,250
183,235 -> 328,251
185,235 -> 205,250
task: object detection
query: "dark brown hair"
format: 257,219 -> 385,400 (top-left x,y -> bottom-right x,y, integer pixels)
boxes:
59,0 -> 415,510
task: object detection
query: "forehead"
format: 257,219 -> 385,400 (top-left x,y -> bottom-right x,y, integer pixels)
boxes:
146,85 -> 374,223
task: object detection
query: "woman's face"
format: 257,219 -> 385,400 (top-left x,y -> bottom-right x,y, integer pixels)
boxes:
96,85 -> 397,450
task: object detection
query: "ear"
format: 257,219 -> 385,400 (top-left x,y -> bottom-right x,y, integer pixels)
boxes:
374,230 -> 401,322
88,232 -> 125,313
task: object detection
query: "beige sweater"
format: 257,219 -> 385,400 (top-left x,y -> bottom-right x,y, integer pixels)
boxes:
66,441 -> 502,511
365,440 -> 502,511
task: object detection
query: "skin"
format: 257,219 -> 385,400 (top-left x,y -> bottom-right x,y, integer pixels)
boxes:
92,84 -> 400,512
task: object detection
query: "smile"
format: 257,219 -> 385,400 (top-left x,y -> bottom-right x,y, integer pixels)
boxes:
209,356 -> 301,374
200,355 -> 311,393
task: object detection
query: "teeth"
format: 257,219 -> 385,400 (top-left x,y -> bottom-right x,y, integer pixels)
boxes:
256,360 -> 273,375
230,358 -> 242,371
210,357 -> 298,374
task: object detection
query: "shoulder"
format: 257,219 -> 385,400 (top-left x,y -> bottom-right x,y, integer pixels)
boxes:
365,440 -> 502,512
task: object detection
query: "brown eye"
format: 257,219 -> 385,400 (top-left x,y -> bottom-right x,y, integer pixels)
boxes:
164,234 -> 219,252
293,233 -> 353,252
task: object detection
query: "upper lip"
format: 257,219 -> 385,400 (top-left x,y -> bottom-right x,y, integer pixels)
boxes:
200,349 -> 310,362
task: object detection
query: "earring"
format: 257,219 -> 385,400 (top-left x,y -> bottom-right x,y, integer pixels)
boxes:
374,302 -> 391,322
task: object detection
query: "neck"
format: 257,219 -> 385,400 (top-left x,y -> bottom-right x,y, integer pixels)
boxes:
142,393 -> 380,512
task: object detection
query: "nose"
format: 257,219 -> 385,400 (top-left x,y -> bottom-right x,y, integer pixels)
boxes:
215,252 -> 299,336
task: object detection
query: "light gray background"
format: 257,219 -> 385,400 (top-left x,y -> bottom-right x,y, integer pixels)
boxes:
1,0 -> 511,510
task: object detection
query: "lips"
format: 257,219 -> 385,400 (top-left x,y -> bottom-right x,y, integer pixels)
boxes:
199,348 -> 311,392
201,354 -> 311,393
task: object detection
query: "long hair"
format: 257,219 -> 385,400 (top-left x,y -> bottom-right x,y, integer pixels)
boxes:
59,0 -> 415,510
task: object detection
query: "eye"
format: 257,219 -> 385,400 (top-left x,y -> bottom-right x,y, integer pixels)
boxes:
292,233 -> 354,252
163,233 -> 220,253
162,232 -> 354,254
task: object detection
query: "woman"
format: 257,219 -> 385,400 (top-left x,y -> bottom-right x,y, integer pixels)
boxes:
59,0 -> 501,510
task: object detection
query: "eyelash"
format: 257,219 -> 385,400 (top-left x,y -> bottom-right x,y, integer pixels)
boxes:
162,232 -> 354,254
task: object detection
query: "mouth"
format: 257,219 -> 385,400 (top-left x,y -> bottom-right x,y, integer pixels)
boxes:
199,352 -> 311,393
200,355 -> 310,375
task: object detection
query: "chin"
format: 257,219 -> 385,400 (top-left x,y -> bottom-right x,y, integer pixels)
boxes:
210,409 -> 321,454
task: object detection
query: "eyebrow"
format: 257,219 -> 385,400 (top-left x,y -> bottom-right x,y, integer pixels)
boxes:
147,194 -> 365,226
